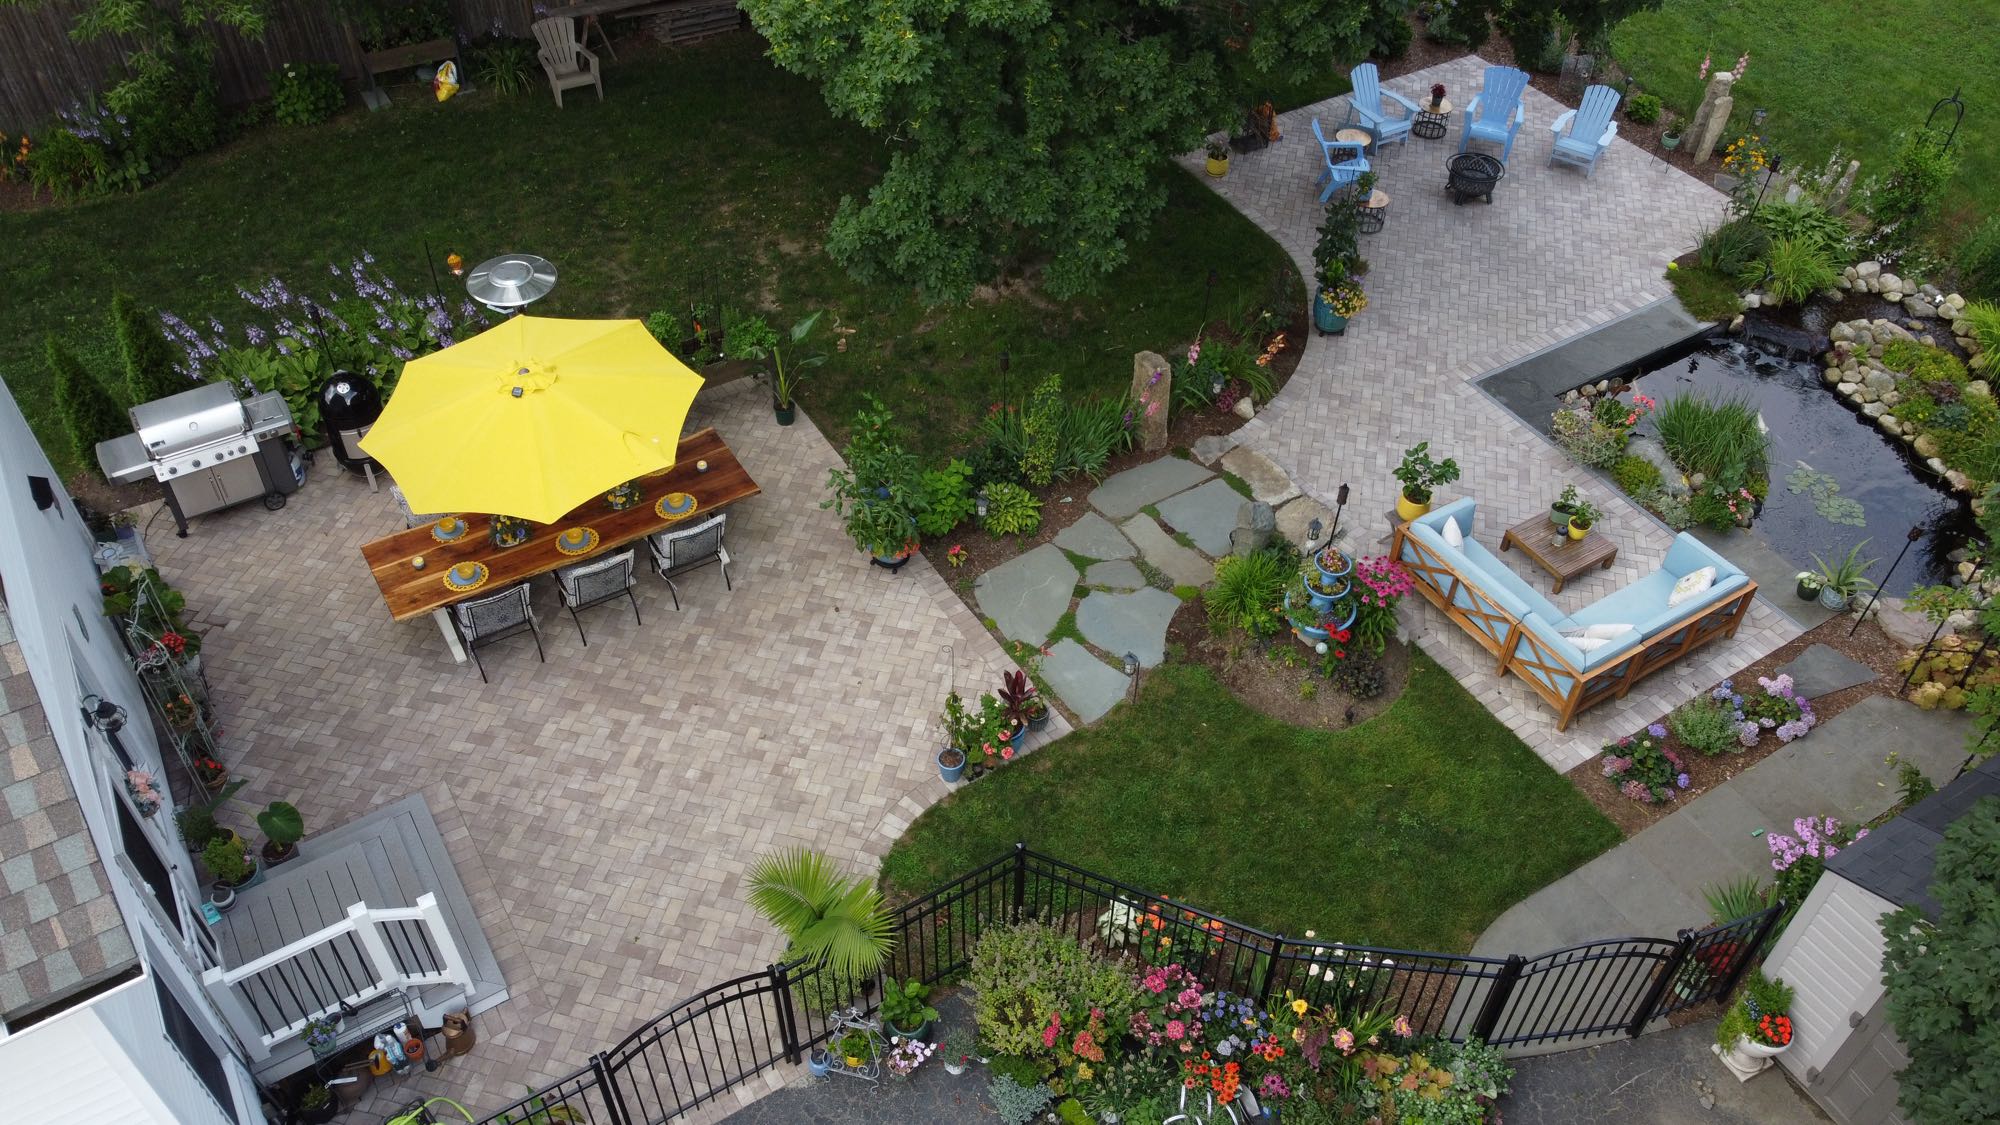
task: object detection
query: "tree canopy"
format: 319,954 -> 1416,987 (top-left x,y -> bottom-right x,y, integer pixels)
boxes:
740,0 -> 1389,302
0,0 -> 268,43
1880,795 -> 2000,1123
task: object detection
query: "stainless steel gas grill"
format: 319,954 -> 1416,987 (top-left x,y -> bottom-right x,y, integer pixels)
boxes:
96,382 -> 304,537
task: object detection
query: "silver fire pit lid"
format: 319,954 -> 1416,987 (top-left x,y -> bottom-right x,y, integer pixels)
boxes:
466,253 -> 557,313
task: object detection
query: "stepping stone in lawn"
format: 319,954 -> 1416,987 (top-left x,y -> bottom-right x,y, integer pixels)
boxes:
1052,511 -> 1136,560
1088,457 -> 1213,521
1040,639 -> 1131,724
1119,515 -> 1215,588
1082,559 -> 1145,591
1777,644 -> 1880,698
1218,446 -> 1299,507
1156,478 -> 1251,557
1076,587 -> 1179,668
973,543 -> 1076,645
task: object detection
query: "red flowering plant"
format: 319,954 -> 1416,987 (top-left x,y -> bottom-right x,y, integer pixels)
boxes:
1718,971 -> 1795,1054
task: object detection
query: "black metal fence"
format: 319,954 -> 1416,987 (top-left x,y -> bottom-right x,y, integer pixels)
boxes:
476,845 -> 1784,1125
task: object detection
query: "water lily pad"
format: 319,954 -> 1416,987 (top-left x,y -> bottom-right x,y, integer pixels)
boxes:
1786,465 -> 1866,527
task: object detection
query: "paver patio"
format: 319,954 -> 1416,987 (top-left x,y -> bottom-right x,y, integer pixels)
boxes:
1181,55 -> 1802,770
143,379 -> 1059,1119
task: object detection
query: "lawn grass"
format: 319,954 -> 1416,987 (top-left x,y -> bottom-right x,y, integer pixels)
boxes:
880,656 -> 1620,954
1610,1 -> 1999,217
0,33 -> 1303,477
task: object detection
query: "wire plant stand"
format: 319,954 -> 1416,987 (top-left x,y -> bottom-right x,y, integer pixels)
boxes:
822,1006 -> 885,1084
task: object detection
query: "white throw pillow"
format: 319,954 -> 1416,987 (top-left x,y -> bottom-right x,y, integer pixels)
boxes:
1668,566 -> 1717,608
1567,635 -> 1611,653
1441,516 -> 1465,548
1581,623 -> 1636,639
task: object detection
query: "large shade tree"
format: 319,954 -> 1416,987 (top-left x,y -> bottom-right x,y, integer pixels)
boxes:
1880,795 -> 2000,1123
740,0 -> 1389,302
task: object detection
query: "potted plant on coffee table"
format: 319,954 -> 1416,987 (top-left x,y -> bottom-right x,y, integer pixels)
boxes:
258,801 -> 306,866
1393,442 -> 1461,521
1551,483 -> 1580,527
879,977 -> 939,1041
1567,497 -> 1601,540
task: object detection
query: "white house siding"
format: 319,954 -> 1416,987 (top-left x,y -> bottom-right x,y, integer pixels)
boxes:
1762,874 -> 1898,1081
0,973 -> 238,1123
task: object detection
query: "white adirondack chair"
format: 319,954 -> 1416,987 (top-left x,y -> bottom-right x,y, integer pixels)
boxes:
532,17 -> 602,108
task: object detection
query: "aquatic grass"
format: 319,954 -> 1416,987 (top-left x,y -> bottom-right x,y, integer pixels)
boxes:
1655,392 -> 1769,482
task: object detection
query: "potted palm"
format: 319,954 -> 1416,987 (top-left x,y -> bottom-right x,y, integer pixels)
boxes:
730,311 -> 826,426
1811,541 -> 1878,610
258,801 -> 305,866
1393,442 -> 1461,522
1567,498 -> 1601,540
746,847 -> 894,1013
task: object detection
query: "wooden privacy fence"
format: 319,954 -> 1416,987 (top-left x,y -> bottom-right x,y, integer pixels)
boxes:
0,0 -> 536,128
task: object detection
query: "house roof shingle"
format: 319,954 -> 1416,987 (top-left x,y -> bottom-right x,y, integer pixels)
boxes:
1827,753 -> 2000,921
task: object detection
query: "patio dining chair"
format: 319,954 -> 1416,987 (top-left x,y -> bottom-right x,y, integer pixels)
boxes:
1459,65 -> 1531,163
646,512 -> 732,611
532,17 -> 603,109
1309,118 -> 1370,203
554,548 -> 641,646
390,483 -> 445,529
1548,84 -> 1621,177
449,583 -> 545,683
1343,62 -> 1419,150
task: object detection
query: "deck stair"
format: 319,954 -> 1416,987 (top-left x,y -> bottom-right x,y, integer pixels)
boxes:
200,794 -> 508,1080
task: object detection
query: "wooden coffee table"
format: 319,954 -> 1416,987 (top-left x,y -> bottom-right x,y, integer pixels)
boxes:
1500,514 -> 1617,593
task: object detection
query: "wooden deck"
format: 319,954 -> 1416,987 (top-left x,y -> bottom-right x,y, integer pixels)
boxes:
215,794 -> 509,1080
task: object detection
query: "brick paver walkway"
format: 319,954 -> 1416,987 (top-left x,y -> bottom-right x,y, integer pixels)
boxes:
1183,56 -> 1800,770
147,379 -> 1056,1118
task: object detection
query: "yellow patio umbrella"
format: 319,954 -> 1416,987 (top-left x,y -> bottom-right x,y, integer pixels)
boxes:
360,316 -> 703,524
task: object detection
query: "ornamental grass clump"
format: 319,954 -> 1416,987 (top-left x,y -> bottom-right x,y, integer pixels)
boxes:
1669,695 -> 1745,757
1599,725 -> 1690,804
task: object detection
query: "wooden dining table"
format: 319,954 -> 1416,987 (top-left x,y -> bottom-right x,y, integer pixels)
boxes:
359,427 -> 760,661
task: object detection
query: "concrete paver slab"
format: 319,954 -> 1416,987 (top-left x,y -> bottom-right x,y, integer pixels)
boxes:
1500,1020 -> 1827,1124
1075,587 -> 1180,669
1051,511 -> 1137,561
1082,559 -> 1146,591
1776,644 -> 1878,697
973,542 -> 1080,645
1155,478 -> 1253,558
1119,514 -> 1216,588
1088,457 -> 1213,521
1039,639 -> 1132,724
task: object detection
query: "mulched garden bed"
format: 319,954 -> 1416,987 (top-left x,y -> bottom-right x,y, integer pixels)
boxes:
1166,598 -> 1412,730
1565,613 -> 1907,837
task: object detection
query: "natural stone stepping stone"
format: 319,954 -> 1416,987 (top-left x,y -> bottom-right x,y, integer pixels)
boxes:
1052,512 -> 1135,560
1040,639 -> 1131,724
1156,478 -> 1250,557
973,543 -> 1076,645
1191,434 -> 1237,465
1088,457 -> 1213,521
1083,559 -> 1146,590
1273,495 -> 1335,553
1119,514 -> 1215,588
1777,644 -> 1880,698
1219,446 -> 1299,507
1076,587 -> 1180,668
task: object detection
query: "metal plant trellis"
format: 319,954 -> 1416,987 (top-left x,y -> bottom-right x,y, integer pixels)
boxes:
1925,87 -> 1966,150
123,579 -> 222,785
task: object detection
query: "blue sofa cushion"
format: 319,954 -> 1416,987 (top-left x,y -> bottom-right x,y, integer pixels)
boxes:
1566,534 -> 1748,638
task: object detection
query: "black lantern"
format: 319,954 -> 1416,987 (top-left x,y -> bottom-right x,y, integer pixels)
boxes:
319,370 -> 384,475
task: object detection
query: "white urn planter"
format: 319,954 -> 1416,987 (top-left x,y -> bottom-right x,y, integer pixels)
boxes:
1712,1036 -> 1788,1082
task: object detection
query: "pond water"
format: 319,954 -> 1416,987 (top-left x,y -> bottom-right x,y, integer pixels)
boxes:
1631,339 -> 1973,597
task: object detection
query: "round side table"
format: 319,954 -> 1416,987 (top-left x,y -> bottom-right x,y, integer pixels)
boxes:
1358,189 -> 1390,234
1333,126 -> 1374,155
1413,98 -> 1452,140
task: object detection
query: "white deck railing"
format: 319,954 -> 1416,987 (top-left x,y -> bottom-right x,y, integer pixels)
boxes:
201,893 -> 472,1057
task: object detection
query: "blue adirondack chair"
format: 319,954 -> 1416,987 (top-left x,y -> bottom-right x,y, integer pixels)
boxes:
1549,84 -> 1621,176
1343,62 -> 1420,150
1310,118 -> 1370,202
1458,66 -> 1531,163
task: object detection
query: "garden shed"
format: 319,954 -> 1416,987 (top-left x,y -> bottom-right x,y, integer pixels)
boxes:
1759,754 -> 2000,1125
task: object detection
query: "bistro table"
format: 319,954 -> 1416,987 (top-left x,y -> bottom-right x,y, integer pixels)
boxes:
1413,98 -> 1452,140
360,427 -> 760,661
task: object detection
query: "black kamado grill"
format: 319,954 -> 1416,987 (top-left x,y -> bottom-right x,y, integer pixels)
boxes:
319,370 -> 385,487
1447,152 -> 1505,205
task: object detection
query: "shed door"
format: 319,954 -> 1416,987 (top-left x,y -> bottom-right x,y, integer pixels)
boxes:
1809,994 -> 1911,1125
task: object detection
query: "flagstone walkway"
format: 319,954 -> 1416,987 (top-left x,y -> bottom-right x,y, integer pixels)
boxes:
1181,55 -> 1802,770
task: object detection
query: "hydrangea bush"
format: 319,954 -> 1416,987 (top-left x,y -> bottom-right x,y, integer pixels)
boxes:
1601,725 -> 1692,804
1713,674 -> 1817,747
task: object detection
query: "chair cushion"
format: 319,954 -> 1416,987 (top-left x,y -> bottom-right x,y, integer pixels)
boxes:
1458,536 -> 1568,625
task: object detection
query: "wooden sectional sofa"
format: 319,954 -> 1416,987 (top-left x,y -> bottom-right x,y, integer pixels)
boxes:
1391,498 -> 1758,730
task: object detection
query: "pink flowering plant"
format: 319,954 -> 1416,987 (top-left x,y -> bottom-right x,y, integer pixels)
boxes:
124,769 -> 162,816
1769,814 -> 1866,907
883,1035 -> 936,1078
1350,556 -> 1415,656
1600,724 -> 1692,803
1713,674 -> 1816,747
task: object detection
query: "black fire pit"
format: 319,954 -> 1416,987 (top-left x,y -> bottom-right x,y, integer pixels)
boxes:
1446,152 -> 1504,205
